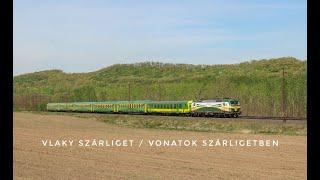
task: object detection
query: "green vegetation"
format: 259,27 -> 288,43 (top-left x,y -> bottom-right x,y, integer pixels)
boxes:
100,115 -> 306,136
30,111 -> 307,135
13,57 -> 306,117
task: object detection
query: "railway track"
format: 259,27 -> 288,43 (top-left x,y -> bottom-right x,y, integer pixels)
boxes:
40,111 -> 307,122
239,116 -> 307,121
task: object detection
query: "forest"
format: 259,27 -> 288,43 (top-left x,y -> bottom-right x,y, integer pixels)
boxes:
13,57 -> 307,117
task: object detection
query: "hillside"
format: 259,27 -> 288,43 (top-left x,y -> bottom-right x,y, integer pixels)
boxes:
13,57 -> 307,117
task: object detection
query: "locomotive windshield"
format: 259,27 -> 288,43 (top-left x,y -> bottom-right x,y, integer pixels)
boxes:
230,100 -> 240,106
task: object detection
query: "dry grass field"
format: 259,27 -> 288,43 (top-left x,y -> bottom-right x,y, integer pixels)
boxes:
13,112 -> 306,180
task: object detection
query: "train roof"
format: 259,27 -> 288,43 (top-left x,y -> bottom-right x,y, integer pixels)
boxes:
194,98 -> 238,102
147,100 -> 190,104
47,100 -> 191,105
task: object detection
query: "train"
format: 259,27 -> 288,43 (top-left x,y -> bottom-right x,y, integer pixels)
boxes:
47,98 -> 241,118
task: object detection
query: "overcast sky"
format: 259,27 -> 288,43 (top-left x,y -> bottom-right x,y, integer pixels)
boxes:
13,0 -> 307,76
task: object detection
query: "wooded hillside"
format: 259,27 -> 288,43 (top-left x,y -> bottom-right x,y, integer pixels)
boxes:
13,57 -> 307,117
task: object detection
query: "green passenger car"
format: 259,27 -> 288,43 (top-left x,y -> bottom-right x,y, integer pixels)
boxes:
146,101 -> 192,114
47,100 -> 153,114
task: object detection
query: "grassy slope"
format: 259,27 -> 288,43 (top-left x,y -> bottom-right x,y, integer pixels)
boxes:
31,111 -> 307,136
13,57 -> 307,117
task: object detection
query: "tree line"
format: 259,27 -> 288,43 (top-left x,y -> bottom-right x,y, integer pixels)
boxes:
13,57 -> 307,117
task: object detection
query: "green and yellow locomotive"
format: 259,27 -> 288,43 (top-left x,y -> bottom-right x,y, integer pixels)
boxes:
47,98 -> 241,118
